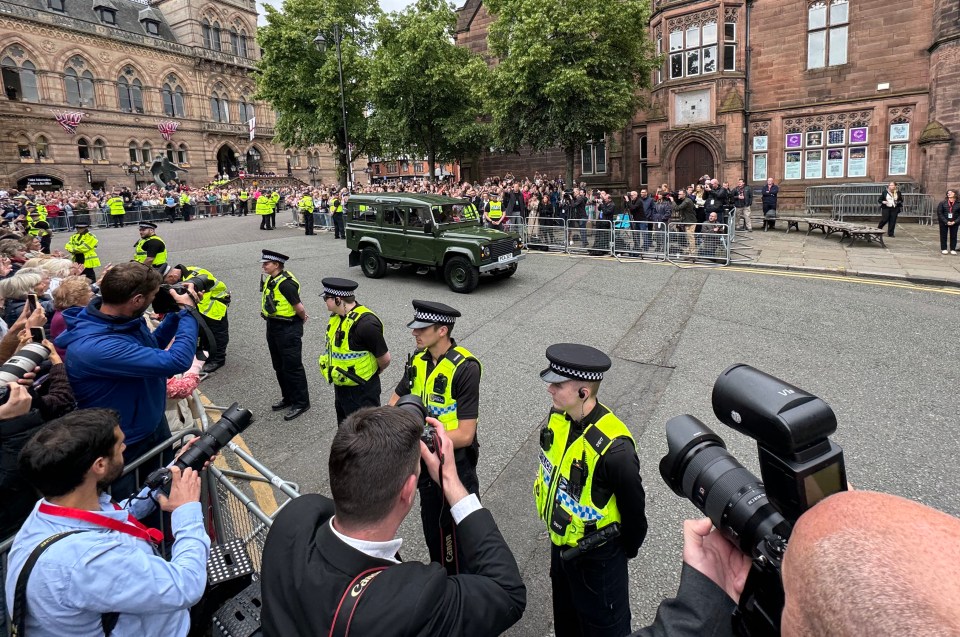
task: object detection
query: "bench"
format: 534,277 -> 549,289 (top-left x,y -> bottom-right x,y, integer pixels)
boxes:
776,217 -> 886,247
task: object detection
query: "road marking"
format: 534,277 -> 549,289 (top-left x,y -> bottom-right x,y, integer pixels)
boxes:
200,394 -> 279,516
525,251 -> 960,295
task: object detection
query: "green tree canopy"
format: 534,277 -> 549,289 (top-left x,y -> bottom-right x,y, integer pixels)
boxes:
368,0 -> 490,180
485,0 -> 657,185
255,0 -> 380,186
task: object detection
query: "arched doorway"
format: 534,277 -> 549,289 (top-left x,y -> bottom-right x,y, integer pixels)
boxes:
245,147 -> 262,174
674,141 -> 714,190
216,145 -> 238,178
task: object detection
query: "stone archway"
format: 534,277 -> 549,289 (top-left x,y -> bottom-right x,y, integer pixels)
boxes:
674,141 -> 715,190
216,144 -> 238,177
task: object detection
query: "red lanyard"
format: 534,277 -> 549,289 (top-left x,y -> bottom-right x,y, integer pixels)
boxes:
38,502 -> 164,546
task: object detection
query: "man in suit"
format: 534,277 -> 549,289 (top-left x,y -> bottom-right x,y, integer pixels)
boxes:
260,406 -> 526,636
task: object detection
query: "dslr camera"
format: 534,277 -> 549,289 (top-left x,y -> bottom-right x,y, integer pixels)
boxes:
659,364 -> 847,636
153,272 -> 213,314
394,394 -> 438,454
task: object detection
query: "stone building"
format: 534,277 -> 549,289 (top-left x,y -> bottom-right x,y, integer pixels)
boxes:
455,0 -> 958,207
0,0 -> 340,191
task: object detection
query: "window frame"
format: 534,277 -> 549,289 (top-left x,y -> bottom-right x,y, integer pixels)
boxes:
807,0 -> 849,70
98,8 -> 117,25
668,21 -> 720,81
78,137 -> 91,161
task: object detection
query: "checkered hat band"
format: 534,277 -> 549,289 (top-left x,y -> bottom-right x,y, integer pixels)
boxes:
551,363 -> 603,381
323,287 -> 352,297
414,311 -> 455,324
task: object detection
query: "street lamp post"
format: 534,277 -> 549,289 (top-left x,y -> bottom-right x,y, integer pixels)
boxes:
119,163 -> 140,190
314,25 -> 353,192
308,165 -> 318,188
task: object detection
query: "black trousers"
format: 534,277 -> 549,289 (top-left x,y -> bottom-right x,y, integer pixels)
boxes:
81,267 -> 96,282
167,207 -> 177,223
762,203 -> 777,229
940,222 -> 959,250
111,214 -> 124,228
878,208 -> 900,236
333,375 -> 381,425
239,201 -> 248,216
260,213 -> 269,229
551,541 -> 631,637
204,312 -> 229,366
269,211 -> 276,229
419,447 -> 479,575
265,319 -> 309,407
332,214 -> 345,238
304,212 -> 315,235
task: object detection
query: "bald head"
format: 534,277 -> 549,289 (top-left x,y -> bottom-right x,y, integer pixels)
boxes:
782,491 -> 960,636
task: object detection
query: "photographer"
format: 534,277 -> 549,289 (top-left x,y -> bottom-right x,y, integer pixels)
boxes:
260,406 -> 526,636
629,490 -> 960,636
55,262 -> 198,499
4,409 -> 210,636
162,264 -> 230,374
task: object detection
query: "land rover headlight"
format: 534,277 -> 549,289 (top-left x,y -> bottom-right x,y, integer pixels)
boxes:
481,245 -> 490,259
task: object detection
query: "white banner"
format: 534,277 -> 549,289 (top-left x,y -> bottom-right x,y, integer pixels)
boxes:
248,117 -> 256,141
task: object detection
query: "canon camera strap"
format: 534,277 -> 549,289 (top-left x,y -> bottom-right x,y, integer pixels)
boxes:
328,567 -> 387,637
12,530 -> 120,637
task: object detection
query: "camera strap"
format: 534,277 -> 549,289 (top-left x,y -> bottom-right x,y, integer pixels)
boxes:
12,530 -> 121,637
184,306 -> 217,362
328,567 -> 387,637
37,502 -> 163,545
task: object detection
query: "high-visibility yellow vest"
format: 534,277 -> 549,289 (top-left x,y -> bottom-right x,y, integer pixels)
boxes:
409,345 -> 481,431
134,235 -> 167,266
239,191 -> 249,201
65,231 -> 100,268
319,306 -> 380,387
534,407 -> 634,548
261,270 -> 299,319
487,201 -> 503,220
107,197 -> 125,215
298,196 -> 314,214
184,266 -> 229,321
256,192 -> 279,215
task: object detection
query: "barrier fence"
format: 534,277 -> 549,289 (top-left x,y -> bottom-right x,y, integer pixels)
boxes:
804,183 -> 921,217
36,202 -> 253,232
512,215 -> 738,266
832,192 -> 935,224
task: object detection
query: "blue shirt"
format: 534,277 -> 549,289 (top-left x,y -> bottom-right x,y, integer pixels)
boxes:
4,494 -> 210,637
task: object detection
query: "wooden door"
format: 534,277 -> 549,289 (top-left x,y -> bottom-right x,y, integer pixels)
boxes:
674,142 -> 714,190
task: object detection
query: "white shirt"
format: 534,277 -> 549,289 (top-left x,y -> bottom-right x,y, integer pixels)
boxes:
329,494 -> 483,564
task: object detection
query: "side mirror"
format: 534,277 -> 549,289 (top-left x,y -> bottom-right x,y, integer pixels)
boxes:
424,220 -> 434,234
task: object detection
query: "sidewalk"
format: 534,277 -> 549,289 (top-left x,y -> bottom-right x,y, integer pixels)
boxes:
737,217 -> 960,287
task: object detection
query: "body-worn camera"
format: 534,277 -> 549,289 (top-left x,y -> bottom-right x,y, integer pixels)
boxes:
395,394 -> 437,454
152,273 -> 212,314
659,364 -> 847,636
144,402 -> 253,492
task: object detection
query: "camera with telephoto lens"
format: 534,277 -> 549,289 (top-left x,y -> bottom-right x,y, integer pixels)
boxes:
152,273 -> 213,314
144,402 -> 253,492
394,394 -> 436,453
0,343 -> 50,405
659,364 -> 848,637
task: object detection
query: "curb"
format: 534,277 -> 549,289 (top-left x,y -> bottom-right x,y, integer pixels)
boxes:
743,261 -> 960,289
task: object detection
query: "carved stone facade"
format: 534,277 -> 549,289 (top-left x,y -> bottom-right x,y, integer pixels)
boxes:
454,0 -> 957,206
0,0 -> 341,190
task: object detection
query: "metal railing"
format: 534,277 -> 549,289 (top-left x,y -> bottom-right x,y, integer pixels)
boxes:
46,203 -> 248,231
833,192 -> 935,224
804,183 -> 921,217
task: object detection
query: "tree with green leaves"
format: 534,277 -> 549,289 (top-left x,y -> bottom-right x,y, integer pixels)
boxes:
368,0 -> 490,181
255,0 -> 380,187
485,0 -> 657,186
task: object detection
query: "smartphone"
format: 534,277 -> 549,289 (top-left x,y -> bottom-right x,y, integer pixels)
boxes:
30,327 -> 44,343
26,293 -> 38,313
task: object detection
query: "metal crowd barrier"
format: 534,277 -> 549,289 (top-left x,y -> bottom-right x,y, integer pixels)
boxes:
805,183 -> 920,217
833,192 -> 934,224
47,202 -> 246,232
523,217 -> 567,252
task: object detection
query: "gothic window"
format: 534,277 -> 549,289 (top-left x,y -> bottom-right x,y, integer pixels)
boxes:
78,137 -> 90,160
166,142 -> 175,162
65,63 -> 96,107
808,0 -> 849,69
117,73 -> 144,113
141,142 -> 152,163
202,19 -> 213,48
18,136 -> 33,159
129,141 -> 139,162
2,55 -> 40,102
211,22 -> 222,52
238,30 -> 248,57
35,136 -> 49,160
162,77 -> 185,117
93,138 -> 107,161
177,144 -> 188,164
230,28 -> 240,55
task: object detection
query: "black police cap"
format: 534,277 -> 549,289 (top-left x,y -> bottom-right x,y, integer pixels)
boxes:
261,249 -> 289,264
321,277 -> 358,297
407,300 -> 461,328
540,343 -> 611,384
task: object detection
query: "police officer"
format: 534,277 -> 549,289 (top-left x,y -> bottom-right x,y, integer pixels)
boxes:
389,300 -> 481,575
318,278 -> 390,425
65,221 -> 99,282
133,222 -> 168,270
164,263 -> 231,373
106,190 -> 125,228
238,189 -> 250,216
257,189 -> 280,230
483,190 -> 505,229
535,343 -> 647,637
298,192 -> 315,235
330,191 -> 346,239
26,208 -> 52,254
261,249 -> 310,420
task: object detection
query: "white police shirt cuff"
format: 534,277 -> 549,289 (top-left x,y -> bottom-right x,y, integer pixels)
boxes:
450,493 -> 482,525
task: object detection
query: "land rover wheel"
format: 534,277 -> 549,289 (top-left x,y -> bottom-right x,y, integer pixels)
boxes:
443,256 -> 479,293
360,246 -> 387,279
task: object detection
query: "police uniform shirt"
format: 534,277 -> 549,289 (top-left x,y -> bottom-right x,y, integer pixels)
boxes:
137,236 -> 165,260
558,402 -> 648,558
393,339 -> 481,421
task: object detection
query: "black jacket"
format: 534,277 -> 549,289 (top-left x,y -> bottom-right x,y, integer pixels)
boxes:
878,190 -> 903,211
733,185 -> 753,208
937,199 -> 959,225
0,408 -> 45,537
629,564 -> 737,637
261,494 -> 526,637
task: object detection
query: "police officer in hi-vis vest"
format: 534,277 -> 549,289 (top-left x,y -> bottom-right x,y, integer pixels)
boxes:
298,192 -> 315,236
389,300 -> 481,575
535,343 -> 647,637
318,278 -> 390,425
238,189 -> 250,216
260,250 -> 310,421
133,222 -> 167,269
64,221 -> 100,282
163,263 -> 231,373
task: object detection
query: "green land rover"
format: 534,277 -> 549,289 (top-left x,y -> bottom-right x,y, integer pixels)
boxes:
345,193 -> 524,293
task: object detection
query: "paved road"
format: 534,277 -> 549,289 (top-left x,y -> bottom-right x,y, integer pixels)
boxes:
88,215 -> 960,635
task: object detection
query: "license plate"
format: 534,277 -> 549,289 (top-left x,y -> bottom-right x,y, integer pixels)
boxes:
498,253 -> 513,263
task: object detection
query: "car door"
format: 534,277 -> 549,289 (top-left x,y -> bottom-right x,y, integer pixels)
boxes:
378,204 -> 405,260
404,206 -> 435,265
